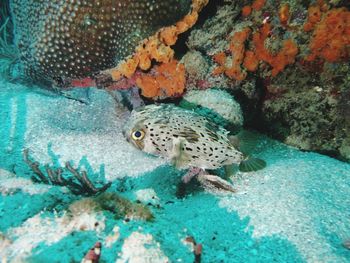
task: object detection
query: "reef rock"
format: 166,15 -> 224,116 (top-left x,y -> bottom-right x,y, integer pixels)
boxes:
184,0 -> 350,161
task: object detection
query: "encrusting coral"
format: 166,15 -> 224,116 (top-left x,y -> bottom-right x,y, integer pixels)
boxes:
251,23 -> 299,77
135,59 -> 186,98
305,7 -> 350,62
213,28 -> 251,81
104,0 -> 208,83
212,24 -> 298,80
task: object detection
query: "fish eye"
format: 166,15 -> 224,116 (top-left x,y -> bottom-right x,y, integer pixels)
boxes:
132,130 -> 145,141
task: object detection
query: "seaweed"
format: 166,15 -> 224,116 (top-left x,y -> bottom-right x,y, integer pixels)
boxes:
23,149 -> 111,196
95,192 -> 154,221
68,192 -> 154,221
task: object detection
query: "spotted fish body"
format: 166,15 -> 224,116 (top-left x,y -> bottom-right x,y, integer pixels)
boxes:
123,104 -> 244,170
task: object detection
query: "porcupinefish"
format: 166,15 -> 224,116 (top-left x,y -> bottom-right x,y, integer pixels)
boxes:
123,104 -> 265,192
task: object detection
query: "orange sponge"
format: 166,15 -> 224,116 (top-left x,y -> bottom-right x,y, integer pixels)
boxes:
106,0 -> 208,82
306,7 -> 350,62
213,28 -> 251,81
136,60 -> 186,99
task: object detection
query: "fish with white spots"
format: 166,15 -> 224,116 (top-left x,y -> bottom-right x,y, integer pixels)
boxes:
123,104 -> 266,193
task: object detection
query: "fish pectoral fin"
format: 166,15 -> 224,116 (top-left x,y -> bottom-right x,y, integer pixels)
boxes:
224,164 -> 237,178
239,157 -> 266,172
197,173 -> 236,194
229,130 -> 260,155
171,137 -> 190,169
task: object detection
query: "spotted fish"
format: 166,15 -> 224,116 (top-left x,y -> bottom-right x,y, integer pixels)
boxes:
123,104 -> 265,173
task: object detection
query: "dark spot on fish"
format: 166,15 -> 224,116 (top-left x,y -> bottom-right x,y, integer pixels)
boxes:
185,147 -> 193,151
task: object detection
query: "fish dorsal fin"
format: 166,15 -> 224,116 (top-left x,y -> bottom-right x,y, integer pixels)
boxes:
171,137 -> 191,169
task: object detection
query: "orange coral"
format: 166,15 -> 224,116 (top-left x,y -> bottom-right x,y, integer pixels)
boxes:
243,51 -> 259,72
213,28 -> 251,81
213,23 -> 298,79
105,0 -> 208,82
304,5 -> 322,31
136,60 -> 186,98
279,3 -> 290,26
306,7 -> 350,62
269,39 -> 299,76
252,0 -> 266,11
242,0 -> 265,17
242,5 -> 252,17
252,23 -> 298,76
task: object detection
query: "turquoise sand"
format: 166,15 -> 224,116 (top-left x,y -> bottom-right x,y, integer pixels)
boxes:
0,82 -> 349,262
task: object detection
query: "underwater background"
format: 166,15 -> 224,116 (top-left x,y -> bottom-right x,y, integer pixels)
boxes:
0,0 -> 350,262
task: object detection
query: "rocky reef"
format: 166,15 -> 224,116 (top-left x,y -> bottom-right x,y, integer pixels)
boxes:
181,0 -> 350,161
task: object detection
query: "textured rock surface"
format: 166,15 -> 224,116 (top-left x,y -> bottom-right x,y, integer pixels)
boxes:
10,0 -> 191,84
184,0 -> 350,161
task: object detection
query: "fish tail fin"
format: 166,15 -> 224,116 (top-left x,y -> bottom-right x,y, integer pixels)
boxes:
239,157 -> 266,172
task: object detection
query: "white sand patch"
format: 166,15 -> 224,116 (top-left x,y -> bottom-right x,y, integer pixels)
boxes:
116,231 -> 169,263
2,210 -> 105,261
0,169 -> 50,195
134,188 -> 160,206
219,143 -> 350,263
0,81 -> 165,181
